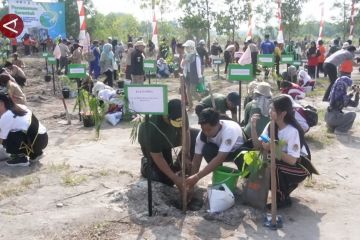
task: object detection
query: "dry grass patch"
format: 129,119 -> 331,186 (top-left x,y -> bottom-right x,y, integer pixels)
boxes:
0,176 -> 40,200
61,173 -> 87,187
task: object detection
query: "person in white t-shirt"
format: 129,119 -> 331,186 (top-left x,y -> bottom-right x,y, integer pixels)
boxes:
0,94 -> 48,167
186,108 -> 251,189
251,95 -> 311,209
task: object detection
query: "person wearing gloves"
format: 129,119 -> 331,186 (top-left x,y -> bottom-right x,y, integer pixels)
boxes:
0,94 -> 48,166
181,40 -> 202,110
325,76 -> 359,135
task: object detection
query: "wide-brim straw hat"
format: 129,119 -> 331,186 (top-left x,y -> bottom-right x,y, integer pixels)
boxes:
254,82 -> 272,97
134,40 -> 146,47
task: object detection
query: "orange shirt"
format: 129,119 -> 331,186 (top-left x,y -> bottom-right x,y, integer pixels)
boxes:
318,45 -> 326,63
339,60 -> 353,73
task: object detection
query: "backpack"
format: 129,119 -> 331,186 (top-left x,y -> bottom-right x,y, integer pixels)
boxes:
299,105 -> 318,127
85,48 -> 96,62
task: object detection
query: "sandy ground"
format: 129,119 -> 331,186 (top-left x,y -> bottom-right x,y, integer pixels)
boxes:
1,56 -> 360,240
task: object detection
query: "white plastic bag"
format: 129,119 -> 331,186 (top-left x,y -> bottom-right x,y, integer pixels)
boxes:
105,112 -> 122,126
207,183 -> 235,213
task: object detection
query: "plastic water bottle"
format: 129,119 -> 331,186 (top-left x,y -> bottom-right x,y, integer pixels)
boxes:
258,134 -> 270,143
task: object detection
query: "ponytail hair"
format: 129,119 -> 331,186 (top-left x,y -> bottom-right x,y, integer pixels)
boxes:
272,95 -> 305,147
0,93 -> 27,117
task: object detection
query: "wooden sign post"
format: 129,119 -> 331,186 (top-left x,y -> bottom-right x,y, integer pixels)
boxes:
212,58 -> 223,79
125,85 -> 168,216
227,64 -> 254,123
42,52 -> 49,74
47,55 -> 57,94
67,64 -> 87,120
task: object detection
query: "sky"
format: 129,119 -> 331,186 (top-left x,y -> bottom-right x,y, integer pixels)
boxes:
91,0 -> 340,23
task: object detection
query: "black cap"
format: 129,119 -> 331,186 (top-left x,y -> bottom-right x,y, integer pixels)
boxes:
227,92 -> 240,106
168,99 -> 182,120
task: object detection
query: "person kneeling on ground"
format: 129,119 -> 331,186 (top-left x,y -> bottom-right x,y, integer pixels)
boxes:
186,108 -> 252,190
297,69 -> 315,89
12,53 -> 25,68
0,94 -> 48,166
4,61 -> 26,87
0,74 -> 26,105
281,65 -> 298,83
242,82 -> 272,138
195,92 -> 240,121
251,95 -> 312,209
138,99 -> 199,191
325,76 -> 359,135
280,80 -> 305,100
156,58 -> 170,78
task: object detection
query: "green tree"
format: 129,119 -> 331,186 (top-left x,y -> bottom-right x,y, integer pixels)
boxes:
281,0 -> 308,41
179,0 -> 214,49
331,0 -> 360,41
213,0 -> 250,42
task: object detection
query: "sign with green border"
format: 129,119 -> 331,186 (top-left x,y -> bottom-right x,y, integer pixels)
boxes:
143,60 -> 157,73
227,64 -> 253,81
42,52 -> 49,58
292,60 -> 302,66
125,85 -> 168,115
281,55 -> 294,64
67,64 -> 87,78
213,58 -> 223,64
257,54 -> 274,67
47,55 -> 56,64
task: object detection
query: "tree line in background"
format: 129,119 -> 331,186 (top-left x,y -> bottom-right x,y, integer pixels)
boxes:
0,0 -> 359,44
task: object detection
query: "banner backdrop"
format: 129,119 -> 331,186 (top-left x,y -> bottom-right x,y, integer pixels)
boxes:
8,0 -> 66,41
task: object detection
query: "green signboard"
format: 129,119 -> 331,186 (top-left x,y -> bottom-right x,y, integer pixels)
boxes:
257,54 -> 274,67
281,55 -> 294,64
67,64 -> 87,78
125,85 -> 168,115
292,60 -> 302,66
42,52 -> 49,58
227,64 -> 253,81
47,56 -> 56,64
143,60 -> 157,73
213,58 -> 223,64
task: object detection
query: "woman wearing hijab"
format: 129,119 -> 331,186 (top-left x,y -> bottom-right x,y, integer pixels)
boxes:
306,41 -> 320,79
100,43 -> 115,87
243,82 -> 272,138
325,76 -> 359,135
0,94 -> 47,166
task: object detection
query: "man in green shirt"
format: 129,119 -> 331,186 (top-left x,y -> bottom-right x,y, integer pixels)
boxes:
195,92 -> 240,121
138,99 -> 199,190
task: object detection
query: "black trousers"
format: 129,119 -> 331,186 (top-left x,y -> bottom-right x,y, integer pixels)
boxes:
251,52 -> 258,76
12,46 -> 17,53
307,66 -> 316,79
275,160 -> 308,202
224,51 -> 232,73
104,70 -> 113,87
140,128 -> 199,185
3,131 -> 48,159
323,63 -> 337,101
316,62 -> 324,78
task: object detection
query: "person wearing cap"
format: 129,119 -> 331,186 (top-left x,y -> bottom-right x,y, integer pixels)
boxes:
186,108 -> 250,190
131,40 -> 146,84
0,94 -> 48,166
100,43 -> 115,87
281,65 -> 298,83
138,99 -> 199,190
4,61 -> 26,87
181,40 -> 203,110
58,38 -> 71,74
12,53 -> 25,69
323,46 -> 358,101
210,40 -> 223,72
242,82 -> 272,138
0,74 -> 26,105
196,40 -> 209,74
195,92 -> 240,121
306,41 -> 320,79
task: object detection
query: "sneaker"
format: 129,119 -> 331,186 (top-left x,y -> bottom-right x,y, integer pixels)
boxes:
29,153 -> 45,164
6,156 -> 29,167
334,129 -> 349,135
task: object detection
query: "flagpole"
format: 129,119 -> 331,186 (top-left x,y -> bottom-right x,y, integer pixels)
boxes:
276,0 -> 284,44
349,0 -> 355,40
318,1 -> 324,41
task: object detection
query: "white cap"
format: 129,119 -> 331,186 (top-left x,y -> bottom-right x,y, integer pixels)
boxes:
183,40 -> 195,48
199,39 -> 206,45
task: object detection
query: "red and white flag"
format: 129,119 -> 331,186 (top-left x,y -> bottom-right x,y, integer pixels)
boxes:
77,0 -> 90,53
276,0 -> 284,44
318,1 -> 325,41
152,13 -> 158,49
349,0 -> 356,40
246,0 -> 253,42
